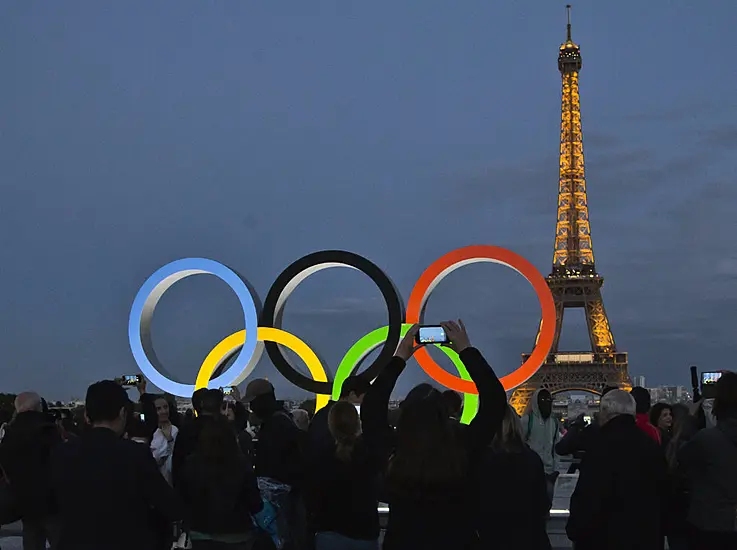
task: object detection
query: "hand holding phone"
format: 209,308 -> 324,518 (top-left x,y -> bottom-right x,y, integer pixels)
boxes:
440,320 -> 471,354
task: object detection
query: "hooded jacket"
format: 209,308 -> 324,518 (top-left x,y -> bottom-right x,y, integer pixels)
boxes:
678,416 -> 737,533
520,389 -> 560,475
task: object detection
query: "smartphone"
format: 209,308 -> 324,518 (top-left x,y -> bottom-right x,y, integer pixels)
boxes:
415,325 -> 449,345
121,374 -> 142,387
139,413 -> 146,423
701,372 -> 722,399
583,415 -> 592,426
221,386 -> 236,396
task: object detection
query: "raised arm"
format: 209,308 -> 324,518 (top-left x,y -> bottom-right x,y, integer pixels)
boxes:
458,347 -> 507,451
440,321 -> 506,452
360,326 -> 418,452
361,356 -> 405,449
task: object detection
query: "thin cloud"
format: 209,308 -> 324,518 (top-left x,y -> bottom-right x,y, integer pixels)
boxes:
700,125 -> 737,147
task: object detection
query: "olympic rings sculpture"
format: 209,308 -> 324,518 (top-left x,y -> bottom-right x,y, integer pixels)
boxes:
128,246 -> 556,423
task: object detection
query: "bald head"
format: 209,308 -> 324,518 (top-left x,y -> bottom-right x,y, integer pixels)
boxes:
15,392 -> 43,414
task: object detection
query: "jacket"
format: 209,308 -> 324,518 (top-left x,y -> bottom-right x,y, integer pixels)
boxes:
171,414 -> 219,489
305,437 -> 381,541
51,427 -> 182,550
305,401 -> 336,464
635,413 -> 661,445
472,444 -> 551,550
254,407 -> 304,489
179,453 -> 262,535
678,417 -> 737,533
566,414 -> 668,550
0,411 -> 61,520
521,389 -> 560,475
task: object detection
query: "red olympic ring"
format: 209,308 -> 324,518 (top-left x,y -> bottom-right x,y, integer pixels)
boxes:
406,245 -> 556,393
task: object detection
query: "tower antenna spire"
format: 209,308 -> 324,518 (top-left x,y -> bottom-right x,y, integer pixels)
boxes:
566,4 -> 572,42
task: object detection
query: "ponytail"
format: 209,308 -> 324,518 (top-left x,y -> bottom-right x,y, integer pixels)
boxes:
328,401 -> 361,463
334,433 -> 357,462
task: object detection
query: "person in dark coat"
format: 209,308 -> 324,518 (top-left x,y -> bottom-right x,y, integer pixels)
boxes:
0,392 -> 61,550
171,388 -> 223,489
305,376 -> 370,464
473,404 -> 551,550
51,380 -> 182,550
361,321 -> 507,550
178,416 -> 269,549
566,389 -> 668,550
244,378 -> 306,550
305,401 -> 383,549
677,372 -> 737,550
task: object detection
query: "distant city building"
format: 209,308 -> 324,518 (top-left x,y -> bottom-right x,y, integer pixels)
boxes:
647,386 -> 691,404
633,376 -> 646,388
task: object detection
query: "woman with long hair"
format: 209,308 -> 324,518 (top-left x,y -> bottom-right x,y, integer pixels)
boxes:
650,402 -> 673,448
151,396 -> 178,485
361,321 -> 507,550
305,401 -> 381,550
179,416 -> 272,549
473,405 -> 551,549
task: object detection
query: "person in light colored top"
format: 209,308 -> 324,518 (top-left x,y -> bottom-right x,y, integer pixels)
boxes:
151,396 -> 178,485
521,389 -> 562,503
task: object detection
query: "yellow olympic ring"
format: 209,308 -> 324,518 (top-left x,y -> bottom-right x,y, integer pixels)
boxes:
194,327 -> 330,411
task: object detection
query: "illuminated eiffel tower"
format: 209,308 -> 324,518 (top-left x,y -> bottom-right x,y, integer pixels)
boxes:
509,6 -> 630,414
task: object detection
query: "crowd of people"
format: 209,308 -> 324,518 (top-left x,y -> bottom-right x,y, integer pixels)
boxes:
0,320 -> 735,550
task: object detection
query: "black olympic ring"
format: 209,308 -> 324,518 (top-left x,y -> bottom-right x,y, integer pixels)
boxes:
261,250 -> 405,394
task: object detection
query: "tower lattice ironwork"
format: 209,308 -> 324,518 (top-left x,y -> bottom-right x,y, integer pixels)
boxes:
509,6 -> 630,414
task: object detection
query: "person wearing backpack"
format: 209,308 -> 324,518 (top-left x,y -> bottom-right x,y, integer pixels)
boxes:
244,379 -> 306,550
0,392 -> 61,550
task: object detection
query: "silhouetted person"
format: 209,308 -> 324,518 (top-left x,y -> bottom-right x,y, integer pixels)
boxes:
473,404 -> 551,550
306,376 -> 370,463
567,390 -> 668,550
245,378 -> 305,550
305,401 -> 382,549
171,388 -> 223,489
362,321 -> 507,550
678,372 -> 737,549
179,416 -> 271,549
51,380 -> 181,550
0,392 -> 61,550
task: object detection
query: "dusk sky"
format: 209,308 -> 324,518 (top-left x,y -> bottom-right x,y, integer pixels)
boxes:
2,2 -> 736,401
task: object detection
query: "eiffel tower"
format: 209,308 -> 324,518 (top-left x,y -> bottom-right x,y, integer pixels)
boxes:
509,6 -> 630,415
